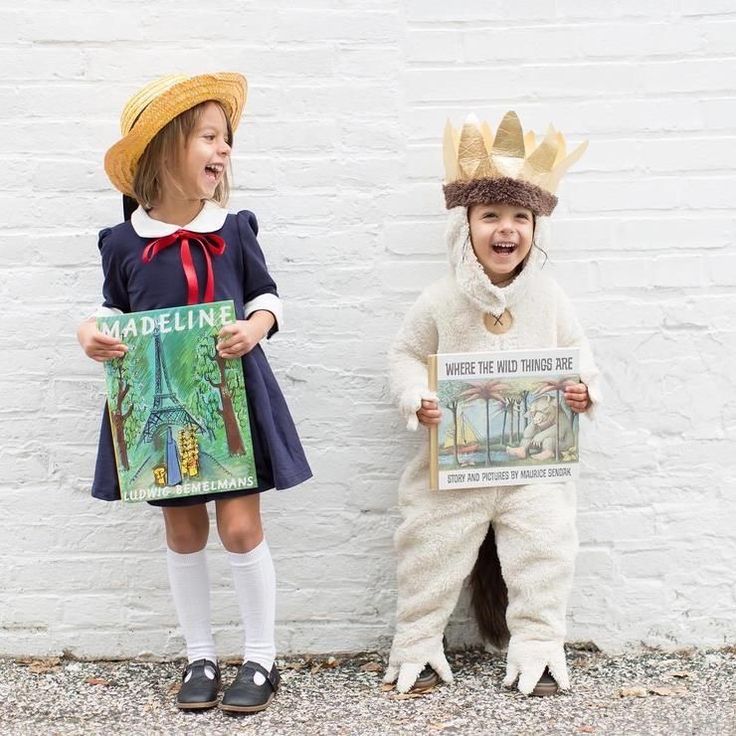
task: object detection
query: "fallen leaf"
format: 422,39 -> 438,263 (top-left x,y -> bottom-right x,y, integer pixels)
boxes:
667,670 -> 693,679
380,683 -> 395,692
167,681 -> 181,695
578,727 -> 595,734
619,686 -> 648,698
361,662 -> 382,672
27,658 -> 62,674
85,677 -> 111,686
649,686 -> 688,697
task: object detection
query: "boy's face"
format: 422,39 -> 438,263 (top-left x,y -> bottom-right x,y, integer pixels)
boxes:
468,203 -> 534,284
173,101 -> 231,200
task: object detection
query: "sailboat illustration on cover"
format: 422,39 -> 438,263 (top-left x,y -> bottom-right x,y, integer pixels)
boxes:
440,410 -> 482,455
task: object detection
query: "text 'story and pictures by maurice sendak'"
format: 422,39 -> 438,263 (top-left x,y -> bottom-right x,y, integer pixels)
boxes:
97,301 -> 256,503
428,348 -> 581,491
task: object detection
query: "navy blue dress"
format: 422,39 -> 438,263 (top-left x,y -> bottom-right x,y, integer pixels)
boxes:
91,209 -> 312,506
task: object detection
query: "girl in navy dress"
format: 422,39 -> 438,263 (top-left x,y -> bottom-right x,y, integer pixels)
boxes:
77,72 -> 311,713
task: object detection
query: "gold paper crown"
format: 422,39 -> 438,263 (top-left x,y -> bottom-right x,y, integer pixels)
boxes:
442,111 -> 587,215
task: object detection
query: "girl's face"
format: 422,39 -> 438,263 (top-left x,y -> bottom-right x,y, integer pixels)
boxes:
170,101 -> 231,200
468,203 -> 534,284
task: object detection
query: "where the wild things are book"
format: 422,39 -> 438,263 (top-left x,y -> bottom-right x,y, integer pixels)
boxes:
428,348 -> 581,491
97,301 -> 256,502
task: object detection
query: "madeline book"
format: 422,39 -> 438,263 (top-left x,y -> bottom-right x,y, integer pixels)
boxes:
97,300 -> 257,503
428,348 -> 581,491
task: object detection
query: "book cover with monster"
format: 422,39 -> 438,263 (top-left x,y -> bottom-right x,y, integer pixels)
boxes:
428,348 -> 581,491
97,301 -> 257,503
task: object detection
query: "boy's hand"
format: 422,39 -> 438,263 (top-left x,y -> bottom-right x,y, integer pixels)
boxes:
417,398 -> 442,427
564,382 -> 589,413
217,319 -> 265,359
77,319 -> 127,362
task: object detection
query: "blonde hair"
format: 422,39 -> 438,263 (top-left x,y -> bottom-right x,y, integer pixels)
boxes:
132,101 -> 233,209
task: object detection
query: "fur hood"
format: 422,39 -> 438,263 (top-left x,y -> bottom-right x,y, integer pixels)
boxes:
445,206 -> 551,318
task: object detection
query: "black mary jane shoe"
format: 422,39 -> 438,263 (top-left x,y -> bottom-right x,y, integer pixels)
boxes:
531,667 -> 559,697
220,661 -> 280,714
176,659 -> 220,710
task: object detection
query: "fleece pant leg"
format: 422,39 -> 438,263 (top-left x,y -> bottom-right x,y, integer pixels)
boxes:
493,481 -> 578,693
386,488 -> 491,691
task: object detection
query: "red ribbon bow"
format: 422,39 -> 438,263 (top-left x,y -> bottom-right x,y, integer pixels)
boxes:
142,229 -> 226,305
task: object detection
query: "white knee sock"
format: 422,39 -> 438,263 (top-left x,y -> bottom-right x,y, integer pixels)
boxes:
228,539 -> 276,672
166,547 -> 217,666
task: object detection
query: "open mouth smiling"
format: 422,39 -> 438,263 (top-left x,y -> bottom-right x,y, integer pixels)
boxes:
491,242 -> 518,255
204,163 -> 224,180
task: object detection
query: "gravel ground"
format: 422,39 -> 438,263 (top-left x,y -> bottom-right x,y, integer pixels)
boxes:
1,646 -> 734,736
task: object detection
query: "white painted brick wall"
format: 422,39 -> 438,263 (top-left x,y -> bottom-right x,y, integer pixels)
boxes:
1,0 -> 734,658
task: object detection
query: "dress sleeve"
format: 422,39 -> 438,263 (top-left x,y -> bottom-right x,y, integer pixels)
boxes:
388,288 -> 440,431
555,283 -> 603,418
98,228 -> 131,313
236,210 -> 282,338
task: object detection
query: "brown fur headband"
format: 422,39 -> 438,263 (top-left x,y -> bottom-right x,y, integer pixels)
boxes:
443,176 -> 558,216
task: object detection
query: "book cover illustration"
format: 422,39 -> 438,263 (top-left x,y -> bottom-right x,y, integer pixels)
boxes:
98,301 -> 257,503
428,348 -> 581,490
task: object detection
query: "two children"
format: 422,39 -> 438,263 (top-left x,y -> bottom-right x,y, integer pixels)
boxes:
79,73 -> 597,707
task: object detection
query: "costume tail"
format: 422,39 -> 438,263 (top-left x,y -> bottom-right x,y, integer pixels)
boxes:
470,525 -> 510,647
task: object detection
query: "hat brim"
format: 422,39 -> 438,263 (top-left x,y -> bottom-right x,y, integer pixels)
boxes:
104,72 -> 247,197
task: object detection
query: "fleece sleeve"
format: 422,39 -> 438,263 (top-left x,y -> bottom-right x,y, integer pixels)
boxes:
555,283 -> 603,418
388,289 -> 440,430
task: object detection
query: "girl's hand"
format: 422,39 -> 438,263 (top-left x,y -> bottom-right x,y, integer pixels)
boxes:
217,319 -> 267,359
564,382 -> 590,413
77,319 -> 127,362
417,398 -> 442,427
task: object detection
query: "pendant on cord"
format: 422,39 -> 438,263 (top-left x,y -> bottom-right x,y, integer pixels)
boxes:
483,309 -> 513,335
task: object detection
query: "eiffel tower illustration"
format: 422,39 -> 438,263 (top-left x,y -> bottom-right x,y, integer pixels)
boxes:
139,327 -> 205,445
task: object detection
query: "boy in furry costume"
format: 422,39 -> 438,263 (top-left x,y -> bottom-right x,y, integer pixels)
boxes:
383,112 -> 601,697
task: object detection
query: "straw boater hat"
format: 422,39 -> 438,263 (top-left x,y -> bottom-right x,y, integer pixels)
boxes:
104,72 -> 247,198
442,111 -> 587,216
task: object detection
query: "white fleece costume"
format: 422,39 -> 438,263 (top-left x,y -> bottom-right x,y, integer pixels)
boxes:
384,207 -> 601,695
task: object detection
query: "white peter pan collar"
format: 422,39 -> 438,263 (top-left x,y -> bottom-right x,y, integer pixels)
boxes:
131,200 -> 229,238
